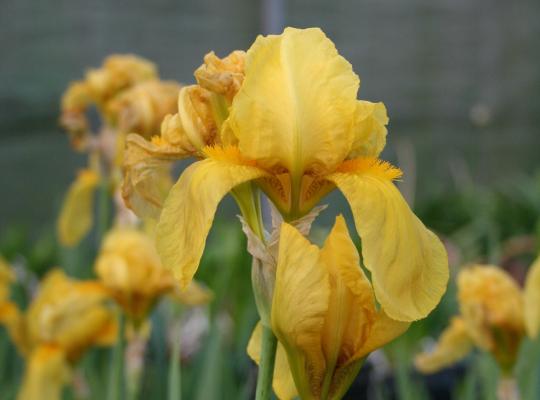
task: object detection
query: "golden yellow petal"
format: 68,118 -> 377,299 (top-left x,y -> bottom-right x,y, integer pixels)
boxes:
170,280 -> 213,306
458,265 -> 524,348
57,169 -> 99,247
348,101 -> 389,158
354,310 -> 410,361
0,256 -> 14,302
194,50 -> 246,102
247,322 -> 298,400
327,159 -> 448,321
319,215 -> 377,366
271,222 -> 330,398
228,27 -> 359,176
17,345 -> 71,400
122,134 -> 188,220
525,256 -> 540,338
105,80 -> 181,138
85,54 -> 157,105
415,317 -> 473,374
156,147 -> 267,287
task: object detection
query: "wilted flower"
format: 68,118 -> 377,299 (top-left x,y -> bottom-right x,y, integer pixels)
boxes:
125,27 -> 448,322
95,228 -> 212,326
248,217 -> 410,400
415,261 -> 540,375
0,270 -> 117,400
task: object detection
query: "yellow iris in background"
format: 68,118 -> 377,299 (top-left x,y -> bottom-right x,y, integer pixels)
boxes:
129,27 -> 448,322
94,228 -> 212,327
248,217 -> 410,400
57,55 -> 181,247
415,260 -> 540,375
0,270 -> 117,400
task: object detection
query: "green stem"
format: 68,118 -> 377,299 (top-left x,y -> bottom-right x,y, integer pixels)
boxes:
107,311 -> 126,400
255,325 -> 278,400
96,177 -> 111,245
168,314 -> 183,400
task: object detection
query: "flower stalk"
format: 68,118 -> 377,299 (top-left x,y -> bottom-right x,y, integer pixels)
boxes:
255,325 -> 278,400
108,311 -> 126,400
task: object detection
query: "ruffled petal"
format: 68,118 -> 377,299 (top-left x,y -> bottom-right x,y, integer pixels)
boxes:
247,322 -> 298,400
156,146 -> 267,287
57,169 -> 99,246
271,222 -> 330,398
228,27 -> 359,175
523,256 -> 540,338
348,101 -> 389,158
415,317 -> 473,374
122,134 -> 189,220
327,158 -> 448,321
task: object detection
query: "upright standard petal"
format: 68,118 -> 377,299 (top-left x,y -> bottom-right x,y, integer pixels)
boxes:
271,222 -> 330,398
57,169 -> 99,246
327,158 -> 448,321
415,317 -> 473,374
523,256 -> 540,338
348,101 -> 389,159
247,322 -> 298,400
228,27 -> 359,176
156,146 -> 267,287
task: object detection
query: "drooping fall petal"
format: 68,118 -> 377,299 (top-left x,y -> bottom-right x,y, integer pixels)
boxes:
17,345 -> 71,400
415,317 -> 473,374
524,256 -> 540,338
247,322 -> 298,400
327,158 -> 448,321
228,27 -> 359,176
156,146 -> 267,287
57,169 -> 99,246
271,222 -> 330,398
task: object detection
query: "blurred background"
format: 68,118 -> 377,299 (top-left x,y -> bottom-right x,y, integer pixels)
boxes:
2,0 -> 540,228
1,1 -> 540,399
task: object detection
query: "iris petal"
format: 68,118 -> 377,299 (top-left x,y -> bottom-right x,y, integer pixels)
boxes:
155,147 -> 267,287
327,159 -> 448,321
57,169 -> 99,246
229,27 -> 359,175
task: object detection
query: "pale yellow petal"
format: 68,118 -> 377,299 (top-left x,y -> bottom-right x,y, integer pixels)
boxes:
57,169 -> 99,246
349,101 -> 389,158
327,159 -> 448,321
271,222 -> 330,398
156,146 -> 267,287
523,256 -> 540,338
229,27 -> 359,175
247,322 -> 298,400
17,345 -> 71,400
415,317 -> 473,374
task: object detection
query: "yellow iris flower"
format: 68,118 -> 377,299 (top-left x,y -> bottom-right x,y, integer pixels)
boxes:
248,217 -> 410,399
0,270 -> 117,400
95,228 -> 212,326
58,55 -> 181,247
123,27 -> 447,322
415,260 -> 540,375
